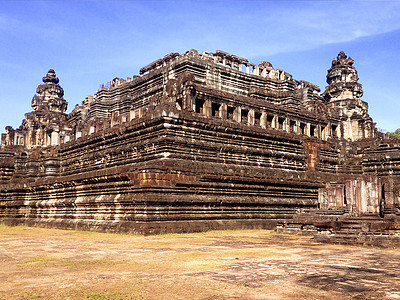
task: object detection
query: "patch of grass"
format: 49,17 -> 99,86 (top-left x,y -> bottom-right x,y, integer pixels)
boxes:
172,251 -> 231,272
84,290 -> 143,300
22,291 -> 43,299
0,223 -> 27,231
60,257 -> 177,274
25,255 -> 57,264
178,258 -> 227,271
62,258 -> 125,269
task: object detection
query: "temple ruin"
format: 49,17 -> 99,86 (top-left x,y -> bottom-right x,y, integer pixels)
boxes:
1,50 -> 399,244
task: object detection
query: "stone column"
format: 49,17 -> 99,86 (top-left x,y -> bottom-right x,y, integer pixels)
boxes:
253,66 -> 259,76
271,115 -> 276,129
249,109 -> 255,125
51,131 -> 59,146
261,68 -> 267,77
204,99 -> 212,117
220,103 -> 227,119
260,112 -> 267,128
129,110 -> 135,121
292,121 -> 298,134
234,107 -> 241,122
326,123 -> 332,138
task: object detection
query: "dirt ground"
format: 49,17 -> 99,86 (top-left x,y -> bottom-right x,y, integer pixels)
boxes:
1,225 -> 400,299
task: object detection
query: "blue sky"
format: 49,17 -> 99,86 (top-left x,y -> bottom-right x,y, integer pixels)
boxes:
0,0 -> 399,133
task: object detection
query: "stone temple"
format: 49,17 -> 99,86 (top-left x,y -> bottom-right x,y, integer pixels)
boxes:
0,50 -> 399,244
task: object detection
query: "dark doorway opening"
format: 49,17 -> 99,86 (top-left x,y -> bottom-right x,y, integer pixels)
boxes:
379,183 -> 385,218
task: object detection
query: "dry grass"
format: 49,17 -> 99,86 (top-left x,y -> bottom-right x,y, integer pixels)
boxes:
1,225 -> 399,299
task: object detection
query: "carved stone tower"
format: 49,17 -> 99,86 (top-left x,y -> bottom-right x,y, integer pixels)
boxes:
1,70 -> 73,149
31,69 -> 67,113
324,51 -> 375,140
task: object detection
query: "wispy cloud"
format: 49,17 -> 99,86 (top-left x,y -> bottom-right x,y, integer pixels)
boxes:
2,1 -> 399,66
217,1 -> 400,57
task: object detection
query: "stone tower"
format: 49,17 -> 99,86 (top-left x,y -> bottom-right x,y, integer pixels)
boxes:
324,51 -> 375,140
1,70 -> 73,149
31,69 -> 68,113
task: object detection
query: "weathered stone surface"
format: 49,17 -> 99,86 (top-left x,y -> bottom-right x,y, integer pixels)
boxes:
0,50 -> 399,240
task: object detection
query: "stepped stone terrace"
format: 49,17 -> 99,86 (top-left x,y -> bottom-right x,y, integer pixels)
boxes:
0,50 -> 399,244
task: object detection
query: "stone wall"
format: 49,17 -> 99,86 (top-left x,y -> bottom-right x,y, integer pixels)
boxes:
0,108 -> 326,233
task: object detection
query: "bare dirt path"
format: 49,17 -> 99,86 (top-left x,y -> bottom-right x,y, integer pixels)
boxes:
0,225 -> 399,299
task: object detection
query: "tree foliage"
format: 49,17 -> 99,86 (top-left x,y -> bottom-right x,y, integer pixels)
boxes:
389,128 -> 400,138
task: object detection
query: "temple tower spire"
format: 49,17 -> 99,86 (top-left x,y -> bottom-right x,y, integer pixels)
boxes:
1,69 -> 73,149
324,51 -> 375,140
31,69 -> 68,113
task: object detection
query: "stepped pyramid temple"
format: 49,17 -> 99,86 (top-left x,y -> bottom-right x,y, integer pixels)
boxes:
1,50 -> 399,244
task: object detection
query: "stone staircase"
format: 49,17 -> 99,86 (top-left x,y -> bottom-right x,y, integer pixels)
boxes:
314,215 -> 400,247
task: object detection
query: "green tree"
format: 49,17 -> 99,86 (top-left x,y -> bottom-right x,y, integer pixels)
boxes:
389,128 -> 400,138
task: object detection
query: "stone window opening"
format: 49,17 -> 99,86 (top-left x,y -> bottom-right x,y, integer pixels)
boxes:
227,106 -> 235,121
310,125 -> 316,137
300,123 -> 306,135
248,66 -> 254,75
278,117 -> 285,130
266,115 -> 274,128
380,183 -> 385,218
254,112 -> 262,126
176,99 -> 183,110
31,132 -> 36,145
195,99 -> 205,114
241,109 -> 249,124
212,103 -> 221,117
343,185 -> 347,206
331,124 -> 338,138
289,120 -> 296,133
381,183 -> 386,201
